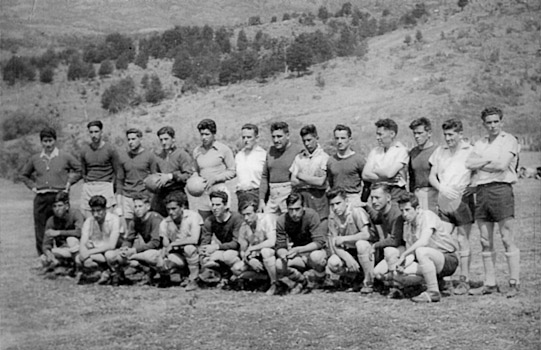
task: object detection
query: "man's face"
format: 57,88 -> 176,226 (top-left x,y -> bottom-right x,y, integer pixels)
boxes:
412,125 -> 430,147
329,195 -> 348,217
166,201 -> 183,221
483,114 -> 502,137
302,133 -> 318,154
443,128 -> 462,149
41,137 -> 56,153
399,202 -> 418,223
241,129 -> 257,151
199,129 -> 215,148
52,201 -> 69,218
370,187 -> 390,211
211,197 -> 227,219
133,199 -> 150,219
241,205 -> 258,225
287,199 -> 304,222
376,127 -> 394,148
334,130 -> 351,152
91,207 -> 107,223
127,133 -> 142,152
88,126 -> 103,145
271,129 -> 289,150
159,133 -> 175,151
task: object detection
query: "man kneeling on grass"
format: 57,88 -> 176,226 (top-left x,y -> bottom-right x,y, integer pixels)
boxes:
76,195 -> 120,284
391,193 -> 459,303
41,191 -> 84,276
104,193 -> 163,285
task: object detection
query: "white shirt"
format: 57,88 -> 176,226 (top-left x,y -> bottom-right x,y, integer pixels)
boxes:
289,145 -> 330,190
365,141 -> 409,188
235,145 -> 267,191
470,131 -> 518,186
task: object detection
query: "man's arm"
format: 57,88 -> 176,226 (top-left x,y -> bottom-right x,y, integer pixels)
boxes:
275,216 -> 288,250
373,147 -> 409,180
200,219 -> 213,246
56,210 -> 85,238
135,215 -> 162,252
217,215 -> 242,251
66,152 -> 82,187
258,156 -> 270,210
19,157 -> 36,191
398,223 -> 432,262
247,215 -> 277,252
171,213 -> 203,247
362,150 -> 379,181
171,149 -> 195,184
373,215 -> 404,249
336,209 -> 371,245
87,215 -> 120,256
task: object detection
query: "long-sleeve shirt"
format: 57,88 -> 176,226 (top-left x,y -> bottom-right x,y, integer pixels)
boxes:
259,142 -> 303,201
200,212 -> 243,251
116,148 -> 158,197
20,147 -> 81,192
193,141 -> 236,184
155,146 -> 195,192
80,142 -> 119,183
275,208 -> 326,250
366,203 -> 404,249
122,211 -> 163,252
42,209 -> 85,251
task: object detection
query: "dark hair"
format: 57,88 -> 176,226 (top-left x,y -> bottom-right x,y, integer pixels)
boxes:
165,192 -> 187,207
241,123 -> 259,136
209,190 -> 228,204
240,199 -> 258,212
197,119 -> 217,134
270,121 -> 289,134
334,124 -> 352,137
89,195 -> 107,209
54,191 -> 70,204
375,119 -> 398,135
371,182 -> 391,194
409,118 -> 431,132
300,124 -> 318,138
126,128 -> 143,138
40,127 -> 57,141
326,188 -> 347,201
87,120 -> 103,130
397,192 -> 419,208
157,126 -> 175,138
481,107 -> 503,121
442,118 -> 463,133
286,191 -> 304,207
132,192 -> 150,203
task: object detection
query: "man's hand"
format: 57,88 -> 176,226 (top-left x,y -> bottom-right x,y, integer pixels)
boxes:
333,236 -> 344,247
286,247 -> 300,259
257,200 -> 266,213
156,173 -> 173,187
343,255 -> 360,273
79,250 -> 90,261
200,244 -> 219,256
248,258 -> 264,272
45,229 -> 60,237
203,175 -> 217,191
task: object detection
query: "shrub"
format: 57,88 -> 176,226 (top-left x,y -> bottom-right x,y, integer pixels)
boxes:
2,56 -> 36,85
318,6 -> 330,22
283,13 -> 291,21
105,32 -> 135,60
144,75 -> 166,104
98,59 -> 114,76
458,0 -> 468,11
248,16 -> 262,26
237,29 -> 249,51
172,52 -> 193,80
2,111 -> 59,141
404,34 -> 412,45
116,52 -> 130,70
286,39 -> 313,75
271,16 -> 277,23
141,73 -> 149,89
415,30 -> 423,42
134,50 -> 149,69
215,27 -> 232,54
67,57 -> 94,80
39,66 -> 54,83
101,77 -> 136,113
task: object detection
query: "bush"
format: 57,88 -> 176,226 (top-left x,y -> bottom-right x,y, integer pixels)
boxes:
404,34 -> 412,45
2,56 -> 36,85
172,52 -> 193,80
101,77 -> 136,113
98,59 -> 114,76
141,73 -> 149,89
215,27 -> 232,54
237,29 -> 249,51
134,50 -> 149,69
415,30 -> 423,42
248,16 -> 262,26
318,6 -> 330,22
39,67 -> 54,83
67,57 -> 95,80
116,52 -> 130,70
2,111 -> 58,141
105,33 -> 135,60
283,13 -> 291,21
144,75 -> 165,104
271,16 -> 277,23
286,39 -> 313,75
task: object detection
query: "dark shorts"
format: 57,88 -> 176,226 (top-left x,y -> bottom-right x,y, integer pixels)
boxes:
236,189 -> 259,211
475,183 -> 514,222
438,252 -> 459,278
439,193 -> 475,226
298,188 -> 329,220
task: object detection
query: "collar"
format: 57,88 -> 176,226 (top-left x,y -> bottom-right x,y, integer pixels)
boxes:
301,144 -> 323,158
40,147 -> 59,159
128,147 -> 145,157
442,140 -> 471,151
90,141 -> 105,151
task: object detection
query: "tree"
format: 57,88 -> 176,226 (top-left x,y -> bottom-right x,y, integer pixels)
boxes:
98,59 -> 114,76
237,29 -> 249,51
202,25 -> 214,42
282,13 -> 291,21
271,16 -> 277,23
341,2 -> 353,16
415,30 -> 423,42
141,73 -> 149,89
172,52 -> 193,80
2,56 -> 36,85
248,16 -> 262,26
336,27 -> 357,57
404,34 -> 412,45
286,40 -> 313,75
101,77 -> 136,113
317,6 -> 330,22
105,32 -> 135,60
215,27 -> 232,54
116,52 -> 130,70
458,0 -> 468,11
145,75 -> 166,104
39,67 -> 54,83
134,50 -> 149,69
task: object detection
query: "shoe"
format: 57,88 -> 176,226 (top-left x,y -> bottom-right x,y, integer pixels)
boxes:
360,282 -> 374,295
75,271 -> 85,285
265,282 -> 277,296
453,276 -> 470,295
506,279 -> 519,298
469,284 -> 500,295
185,279 -> 199,292
290,282 -> 305,295
97,271 -> 111,285
412,291 -> 441,303
387,288 -> 404,299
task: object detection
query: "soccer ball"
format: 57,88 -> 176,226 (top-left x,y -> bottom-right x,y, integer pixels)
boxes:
144,173 -> 163,193
186,175 -> 207,197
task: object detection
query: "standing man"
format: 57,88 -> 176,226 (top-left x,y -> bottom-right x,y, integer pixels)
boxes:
259,122 -> 303,215
116,128 -> 158,228
466,107 -> 520,297
408,118 -> 438,213
79,120 -> 119,218
326,124 -> 366,207
193,119 -> 236,220
428,119 -> 475,295
290,124 -> 330,220
235,123 -> 267,210
152,126 -> 195,217
20,127 -> 81,256
362,119 -> 409,201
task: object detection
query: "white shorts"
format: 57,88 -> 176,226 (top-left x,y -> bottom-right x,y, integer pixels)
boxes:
81,182 -> 116,211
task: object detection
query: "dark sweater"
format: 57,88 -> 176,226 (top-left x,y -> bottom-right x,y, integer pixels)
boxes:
201,212 -> 243,251
122,212 -> 163,252
20,150 -> 81,191
259,142 -> 303,200
80,142 -> 119,183
366,203 -> 405,249
43,209 -> 85,251
275,207 -> 326,250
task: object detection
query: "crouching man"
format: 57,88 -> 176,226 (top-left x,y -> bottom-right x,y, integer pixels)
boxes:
104,193 -> 163,285
41,192 -> 84,274
392,193 -> 459,303
158,192 -> 203,291
76,195 -> 120,284
275,192 -> 327,294
231,200 -> 278,295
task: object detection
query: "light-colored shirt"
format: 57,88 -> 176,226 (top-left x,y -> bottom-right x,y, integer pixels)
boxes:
403,209 -> 458,255
469,131 -> 518,186
160,209 -> 203,243
238,213 -> 276,247
235,145 -> 267,191
193,141 -> 236,184
82,212 -> 120,249
429,141 -> 473,192
365,141 -> 409,188
328,205 -> 370,238
289,145 -> 329,190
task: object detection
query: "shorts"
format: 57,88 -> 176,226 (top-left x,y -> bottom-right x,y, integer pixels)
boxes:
81,182 -> 116,211
475,183 -> 514,222
438,252 -> 459,277
191,183 -> 230,212
439,193 -> 474,227
297,188 -> 329,220
236,188 -> 259,211
414,187 -> 438,214
117,195 -> 135,220
265,182 -> 291,215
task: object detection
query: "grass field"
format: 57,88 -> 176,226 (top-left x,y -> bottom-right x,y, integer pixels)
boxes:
0,153 -> 539,350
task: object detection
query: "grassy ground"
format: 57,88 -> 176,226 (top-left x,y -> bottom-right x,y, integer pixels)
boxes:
1,153 -> 539,350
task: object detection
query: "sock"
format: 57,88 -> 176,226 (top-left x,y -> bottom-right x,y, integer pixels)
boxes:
418,259 -> 439,293
505,249 -> 520,284
186,255 -> 200,280
263,256 -> 277,282
358,253 -> 374,285
482,251 -> 496,286
459,250 -> 471,281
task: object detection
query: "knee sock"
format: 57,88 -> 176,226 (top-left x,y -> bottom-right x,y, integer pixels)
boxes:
459,250 -> 470,281
505,249 -> 520,284
288,268 -> 305,283
482,251 -> 497,286
186,255 -> 200,280
418,260 -> 439,293
263,256 -> 277,282
358,253 -> 374,284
